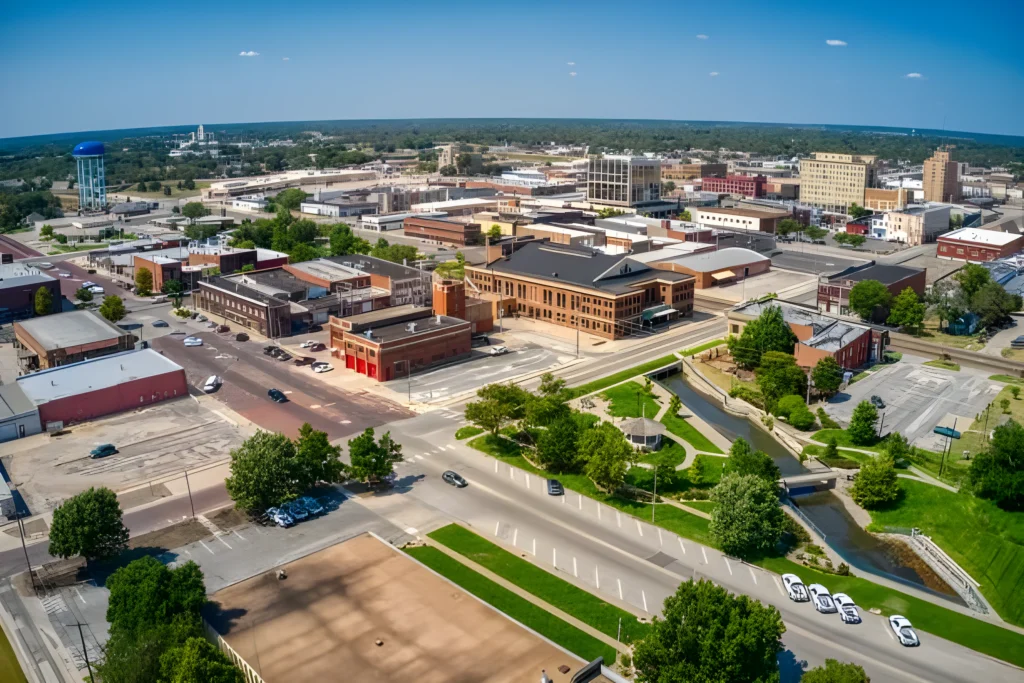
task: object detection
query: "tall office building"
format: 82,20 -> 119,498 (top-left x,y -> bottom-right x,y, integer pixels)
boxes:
923,146 -> 959,203
798,153 -> 877,214
586,156 -> 661,207
72,141 -> 106,210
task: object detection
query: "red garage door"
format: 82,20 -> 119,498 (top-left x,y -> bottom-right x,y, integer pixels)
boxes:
356,358 -> 366,375
345,355 -> 355,370
367,363 -> 377,379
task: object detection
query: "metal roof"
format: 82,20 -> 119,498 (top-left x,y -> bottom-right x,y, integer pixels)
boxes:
618,417 -> 665,437
15,310 -> 129,351
72,141 -> 104,157
17,349 -> 183,404
804,321 -> 870,352
667,247 -> 769,272
0,383 -> 37,420
835,264 -> 923,285
941,228 -> 1021,246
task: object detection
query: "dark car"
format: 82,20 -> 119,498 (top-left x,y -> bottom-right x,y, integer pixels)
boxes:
151,320 -> 169,328
268,389 -> 288,403
217,325 -> 230,333
236,333 -> 249,342
293,356 -> 316,366
870,395 -> 886,409
263,345 -> 277,356
546,479 -> 564,496
309,343 -> 327,352
442,470 -> 468,488
276,352 -> 292,362
308,324 -> 323,332
90,444 -> 118,459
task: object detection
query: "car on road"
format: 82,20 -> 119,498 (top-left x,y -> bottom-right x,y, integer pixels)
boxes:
870,395 -> 886,409
547,479 -> 564,496
283,501 -> 309,522
57,271 -> 72,278
196,315 -> 208,322
268,388 -> 288,403
89,443 -> 118,459
36,262 -> 54,269
809,584 -> 837,613
205,321 -> 217,328
203,375 -> 222,393
442,470 -> 468,488
782,573 -> 810,602
152,320 -> 169,327
312,362 -> 333,373
263,345 -> 278,356
1011,335 -> 1024,349
183,336 -> 203,347
293,356 -> 316,366
471,335 -> 491,348
217,325 -> 230,333
296,496 -> 324,516
309,342 -> 327,352
87,285 -> 104,295
299,340 -> 318,348
308,324 -> 323,332
889,615 -> 920,646
833,593 -> 861,624
265,507 -> 295,528
489,346 -> 509,356
235,333 -> 249,342
276,352 -> 292,361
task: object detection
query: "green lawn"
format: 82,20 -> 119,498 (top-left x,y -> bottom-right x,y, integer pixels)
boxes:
924,359 -> 960,372
989,374 -> 1024,384
801,444 -> 874,469
681,499 -> 717,514
812,429 -> 883,452
638,441 -> 687,469
661,412 -> 724,453
958,384 -> 1022,460
679,338 -> 725,357
428,524 -> 649,644
405,545 -> 617,663
567,354 -> 678,399
600,381 -> 661,418
0,626 -> 27,683
455,425 -> 483,440
865,479 -> 1024,627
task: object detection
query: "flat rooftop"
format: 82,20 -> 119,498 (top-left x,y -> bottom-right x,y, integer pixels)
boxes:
940,228 -> 1021,246
206,534 -> 591,683
17,349 -> 183,404
834,263 -> 923,285
15,310 -> 129,351
360,314 -> 468,344
695,206 -> 787,219
664,247 -> 770,272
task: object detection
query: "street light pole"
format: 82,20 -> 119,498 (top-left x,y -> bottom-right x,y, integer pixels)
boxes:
76,622 -> 95,683
652,465 -> 657,523
17,516 -> 34,590
184,470 -> 195,519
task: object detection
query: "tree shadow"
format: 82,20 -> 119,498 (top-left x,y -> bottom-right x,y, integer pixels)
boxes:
202,603 -> 249,637
777,648 -> 807,683
87,546 -> 182,586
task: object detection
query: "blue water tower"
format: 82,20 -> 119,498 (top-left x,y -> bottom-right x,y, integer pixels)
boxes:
73,141 -> 106,210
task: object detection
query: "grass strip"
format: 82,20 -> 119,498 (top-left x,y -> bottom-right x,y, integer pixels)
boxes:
567,354 -> 678,398
0,626 -> 27,683
601,381 -> 660,418
428,524 -> 649,644
455,425 -> 483,440
989,374 -> 1024,384
405,545 -> 617,663
679,338 -> 725,356
661,412 -> 723,453
923,359 -> 960,372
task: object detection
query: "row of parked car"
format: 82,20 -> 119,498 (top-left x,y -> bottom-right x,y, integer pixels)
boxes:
264,345 -> 333,373
782,573 -> 919,646
262,496 -> 325,528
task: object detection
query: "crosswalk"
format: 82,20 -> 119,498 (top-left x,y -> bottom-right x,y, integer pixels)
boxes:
396,442 -> 457,468
434,408 -> 469,424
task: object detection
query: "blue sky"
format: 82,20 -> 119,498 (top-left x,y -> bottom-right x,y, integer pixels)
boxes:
2,0 -> 1022,139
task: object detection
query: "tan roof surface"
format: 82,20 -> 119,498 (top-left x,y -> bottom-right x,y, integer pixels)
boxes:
207,534 -> 591,683
696,206 -> 787,219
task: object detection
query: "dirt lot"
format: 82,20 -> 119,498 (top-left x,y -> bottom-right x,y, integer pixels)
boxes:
1,398 -> 247,514
206,534 -> 586,683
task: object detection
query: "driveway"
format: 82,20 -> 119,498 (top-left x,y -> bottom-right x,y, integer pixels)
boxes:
980,323 -> 1022,357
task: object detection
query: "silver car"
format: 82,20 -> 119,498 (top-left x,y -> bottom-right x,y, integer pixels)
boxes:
782,573 -> 809,602
833,593 -> 861,624
889,615 -> 919,646
809,584 -> 837,614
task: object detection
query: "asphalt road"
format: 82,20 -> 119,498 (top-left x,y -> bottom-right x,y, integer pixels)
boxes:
771,249 -> 867,275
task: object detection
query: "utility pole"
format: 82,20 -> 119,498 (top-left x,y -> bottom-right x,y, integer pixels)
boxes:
17,515 -> 34,591
939,418 -> 957,478
652,465 -> 657,523
75,622 -> 94,683
184,470 -> 195,518
877,412 -> 886,439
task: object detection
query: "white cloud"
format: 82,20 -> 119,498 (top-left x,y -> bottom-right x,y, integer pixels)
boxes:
825,39 -> 847,47
709,71 -> 719,77
567,61 -> 575,66
696,34 -> 708,40
282,57 -> 290,61
569,71 -> 577,77
239,50 -> 260,57
905,72 -> 923,78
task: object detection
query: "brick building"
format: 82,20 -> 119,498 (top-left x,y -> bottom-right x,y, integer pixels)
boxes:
403,216 -> 482,246
701,175 -> 767,198
817,264 -> 926,317
15,310 -> 135,371
691,206 -> 786,233
937,228 -> 1024,262
661,162 -> 728,181
647,248 -> 771,290
0,264 -> 61,324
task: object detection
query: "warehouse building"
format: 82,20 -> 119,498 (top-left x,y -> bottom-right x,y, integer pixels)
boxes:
0,383 -> 42,445
403,216 -> 482,246
643,247 -> 771,289
936,228 -> 1024,262
14,310 -> 136,372
0,264 -> 62,323
16,349 -> 188,428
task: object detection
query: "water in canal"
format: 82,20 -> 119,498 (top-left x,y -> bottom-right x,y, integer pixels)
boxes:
661,373 -> 961,601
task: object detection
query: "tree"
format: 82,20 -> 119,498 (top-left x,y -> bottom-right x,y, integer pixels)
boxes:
464,383 -> 530,434
886,287 -> 925,331
183,224 -> 219,241
954,263 -> 991,300
728,304 -> 797,369
804,225 -> 828,241
48,487 -> 129,561
148,181 -> 162,192
347,428 -> 403,484
1012,386 -> 1021,400
850,452 -> 900,509
163,185 -> 172,196
329,223 -> 371,256
824,436 -> 839,460
678,209 -> 692,221
754,351 -> 806,413
371,242 -> 419,264
848,203 -> 871,219
225,430 -> 296,512
776,218 -> 802,236
161,279 -> 185,306
293,423 -> 346,491
288,242 -> 322,263
538,372 -> 567,397
833,232 -> 866,248
927,279 -> 968,332
667,393 -> 682,417
662,180 -> 676,194
239,263 -> 255,273
537,415 -> 583,473
709,473 -> 786,558
812,356 -> 843,397
726,438 -> 780,482
971,281 -> 1022,328
802,659 -> 870,683
137,181 -> 149,192
633,578 -> 784,683
33,286 -> 53,315
160,637 -> 243,683
968,419 -> 1024,510
847,400 -> 878,445
688,455 -> 707,486
135,267 -> 154,296
581,421 -> 635,491
885,431 -> 911,463
100,295 -> 128,323
487,224 -> 503,241
183,178 -> 196,191
847,280 -> 892,321
274,188 -> 309,211
39,224 -> 53,238
464,399 -> 509,435
181,202 -> 206,220
75,286 -> 94,303
106,556 -> 206,639
439,164 -> 458,175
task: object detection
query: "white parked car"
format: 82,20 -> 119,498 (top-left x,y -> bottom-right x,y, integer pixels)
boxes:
832,593 -> 861,624
88,285 -> 105,294
781,574 -> 809,602
489,346 -> 509,356
889,615 -> 920,646
36,261 -> 54,269
183,336 -> 203,347
299,340 -> 317,348
808,584 -> 837,614
312,362 -> 333,373
58,271 -> 72,278
202,375 -> 222,392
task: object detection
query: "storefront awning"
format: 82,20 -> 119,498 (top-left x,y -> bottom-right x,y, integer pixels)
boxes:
641,304 -> 677,321
711,270 -> 736,280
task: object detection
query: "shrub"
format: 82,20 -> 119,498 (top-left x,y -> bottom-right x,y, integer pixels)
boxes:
728,385 -> 764,408
789,405 -> 817,431
816,407 -> 840,430
775,394 -> 805,419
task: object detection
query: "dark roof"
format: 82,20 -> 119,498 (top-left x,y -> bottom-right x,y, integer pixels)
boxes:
339,304 -> 432,332
486,241 -> 691,295
235,269 -> 309,296
350,314 -> 469,345
835,264 -> 923,285
323,255 -> 426,282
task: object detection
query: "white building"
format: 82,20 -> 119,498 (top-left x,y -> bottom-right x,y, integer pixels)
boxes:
868,203 -> 951,245
231,195 -> 268,212
360,212 -> 446,232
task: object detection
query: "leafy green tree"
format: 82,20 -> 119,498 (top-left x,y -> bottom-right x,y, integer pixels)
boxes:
538,372 -> 567,397
801,659 -> 869,683
688,455 -> 707,486
847,400 -> 879,445
274,188 -> 309,210
183,178 -> 196,191
848,203 -> 871,219
439,164 -> 458,175
662,180 -> 676,194
633,578 -> 784,683
329,223 -> 371,256
804,226 -> 828,241
954,263 -> 991,300
159,637 -> 243,683
833,232 -> 866,248
812,356 -> 843,397
239,263 -> 255,272
293,423 -> 346,491
48,487 -> 130,561
776,218 -> 802,236
464,383 -> 530,434
1013,386 -> 1021,400
523,394 -> 571,428
347,428 -> 403,484
137,181 -> 149,192
181,202 -> 206,220
709,473 -> 786,558
537,415 -> 583,473
848,280 -> 892,321
288,242 -> 322,263
581,421 -> 635,491
667,393 -> 682,417
148,181 -> 162,192
886,287 -> 926,331
39,224 -> 53,238
726,438 -> 780,482
824,436 -> 839,461
106,556 -> 206,639
100,295 -> 128,323
728,304 -> 797,369
161,279 -> 186,306
850,451 -> 900,509
754,351 -> 806,413
926,279 -> 968,332
464,399 -> 509,435
789,405 -> 816,430
183,224 -> 219,241
75,286 -> 94,302
135,267 -> 153,296
33,286 -> 53,316
773,394 -> 805,419
971,281 -> 1022,328
225,430 -> 296,512
968,419 -> 1024,510
163,185 -> 172,196
371,242 -> 419,264
487,224 -> 503,241
678,209 -> 692,221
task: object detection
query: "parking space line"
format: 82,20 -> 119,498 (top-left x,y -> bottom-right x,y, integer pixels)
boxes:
701,547 -> 708,564
577,495 -> 582,510
617,578 -> 623,600
724,558 -> 733,575
553,548 -> 557,567
509,468 -> 514,481
199,540 -> 215,555
532,538 -> 536,556
773,576 -> 785,596
883,621 -> 898,643
215,535 -> 232,550
658,529 -> 663,547
678,537 -> 686,554
748,567 -> 758,584
494,460 -> 498,473
616,511 -> 621,527
595,566 -> 600,590
74,588 -> 85,605
597,504 -> 601,520
512,528 -> 518,547
561,495 -> 565,505
526,477 -> 530,489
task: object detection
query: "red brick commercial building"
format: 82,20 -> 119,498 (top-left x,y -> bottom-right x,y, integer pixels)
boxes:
403,216 -> 482,246
701,175 -> 767,198
818,264 -> 926,317
14,310 -> 135,371
651,248 -> 771,290
936,228 -> 1024,262
15,349 -> 188,427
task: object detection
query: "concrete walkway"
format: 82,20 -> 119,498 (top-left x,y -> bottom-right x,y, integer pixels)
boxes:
807,439 -> 960,493
664,498 -> 711,519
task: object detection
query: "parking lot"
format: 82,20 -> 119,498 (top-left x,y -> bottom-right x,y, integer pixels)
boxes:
771,249 -> 867,275
825,356 -> 1002,451
2,399 -> 248,515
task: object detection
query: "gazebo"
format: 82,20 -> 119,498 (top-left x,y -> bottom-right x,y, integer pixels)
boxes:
619,417 -> 665,450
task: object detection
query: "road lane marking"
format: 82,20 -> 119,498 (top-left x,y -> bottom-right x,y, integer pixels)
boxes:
616,511 -> 621,527
748,567 -> 758,584
595,566 -> 600,589
617,578 -> 623,600
724,558 -> 733,575
578,495 -> 582,510
773,576 -> 785,596
553,548 -> 557,567
526,477 -> 530,489
199,540 -> 215,555
678,537 -> 686,554
494,460 -> 498,473
532,538 -> 536,555
636,520 -> 643,536
404,527 -> 418,535
509,468 -> 514,481
701,547 -> 708,564
658,529 -> 663,547
414,455 -> 424,461
512,528 -> 518,547
75,588 -> 85,605
642,590 -> 648,613
494,521 -> 500,536
573,557 -> 578,577
883,621 -> 898,643
597,505 -> 601,520
562,495 -> 565,505
310,404 -> 321,409
447,443 -> 454,448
